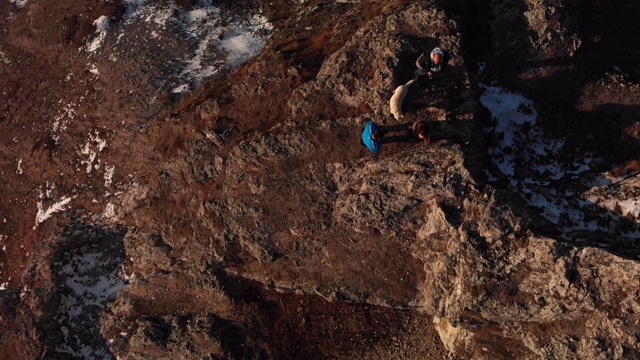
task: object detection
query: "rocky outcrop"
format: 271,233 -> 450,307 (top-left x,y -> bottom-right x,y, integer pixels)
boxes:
290,2 -> 465,119
429,218 -> 640,359
492,0 -> 583,64
2,1 -> 640,359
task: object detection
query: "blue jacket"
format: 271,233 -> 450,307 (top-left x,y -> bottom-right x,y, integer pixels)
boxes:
362,120 -> 381,153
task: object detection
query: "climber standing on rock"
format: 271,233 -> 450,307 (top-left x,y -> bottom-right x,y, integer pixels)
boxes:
415,47 -> 446,78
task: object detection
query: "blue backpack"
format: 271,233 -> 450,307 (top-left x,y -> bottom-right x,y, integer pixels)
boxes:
362,121 -> 382,153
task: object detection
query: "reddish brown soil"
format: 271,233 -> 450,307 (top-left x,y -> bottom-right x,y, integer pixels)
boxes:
1,0 -> 639,358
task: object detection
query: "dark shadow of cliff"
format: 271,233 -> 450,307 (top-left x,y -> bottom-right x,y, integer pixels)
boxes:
487,2 -> 640,260
36,223 -> 127,360
211,266 -> 447,359
486,1 -> 640,167
0,288 -> 20,319
439,0 -> 640,261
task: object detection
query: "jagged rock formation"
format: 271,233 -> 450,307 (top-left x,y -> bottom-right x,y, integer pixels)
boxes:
1,1 -> 640,359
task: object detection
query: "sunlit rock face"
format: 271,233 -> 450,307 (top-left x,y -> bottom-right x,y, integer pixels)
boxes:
1,1 -> 640,359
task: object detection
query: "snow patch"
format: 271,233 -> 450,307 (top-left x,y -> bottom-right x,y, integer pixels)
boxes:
52,103 -> 77,133
89,63 -> 100,76
102,203 -> 116,221
172,84 -> 190,93
480,84 -> 589,182
104,164 -> 115,188
78,131 -> 107,173
51,233 -> 125,358
45,181 -> 56,198
0,51 -> 10,64
111,1 -> 272,94
144,4 -> 174,26
123,0 -> 147,18
86,16 -> 110,53
8,0 -> 28,9
480,84 -> 640,237
35,194 -> 74,226
176,9 -> 272,91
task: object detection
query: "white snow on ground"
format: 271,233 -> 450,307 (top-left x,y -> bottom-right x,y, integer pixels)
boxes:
52,239 -> 125,358
104,164 -> 115,188
175,5 -> 272,90
57,252 -> 123,318
58,0 -> 271,225
123,0 -> 145,17
45,181 -> 56,198
86,16 -> 110,53
13,8 -> 272,356
89,63 -> 100,76
78,131 -> 107,174
34,183 -> 76,228
8,0 -> 28,9
52,102 -> 77,133
64,0 -> 271,224
90,0 -> 272,92
480,85 -> 574,180
0,50 -> 10,64
35,193 -> 74,226
102,203 -> 116,221
480,84 -> 640,238
60,251 -> 124,318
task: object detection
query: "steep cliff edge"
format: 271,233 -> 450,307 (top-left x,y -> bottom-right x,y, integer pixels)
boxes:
1,1 -> 639,359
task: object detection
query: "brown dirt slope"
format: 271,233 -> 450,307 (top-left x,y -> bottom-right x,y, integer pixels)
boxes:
1,0 -> 640,359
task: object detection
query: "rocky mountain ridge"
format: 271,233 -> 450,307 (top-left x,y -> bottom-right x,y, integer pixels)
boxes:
1,0 -> 640,359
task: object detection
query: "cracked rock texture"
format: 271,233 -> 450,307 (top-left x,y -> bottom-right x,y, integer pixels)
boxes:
1,0 -> 640,359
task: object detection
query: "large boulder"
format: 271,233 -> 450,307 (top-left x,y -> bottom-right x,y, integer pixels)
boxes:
290,2 -> 467,119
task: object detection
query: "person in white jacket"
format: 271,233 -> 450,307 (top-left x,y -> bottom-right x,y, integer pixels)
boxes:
415,47 -> 445,78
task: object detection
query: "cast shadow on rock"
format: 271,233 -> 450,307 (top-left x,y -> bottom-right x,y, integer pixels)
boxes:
401,62 -> 472,117
35,224 -> 127,359
0,288 -> 20,319
470,0 -> 640,258
427,117 -> 475,145
576,103 -> 640,166
559,198 -> 640,260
